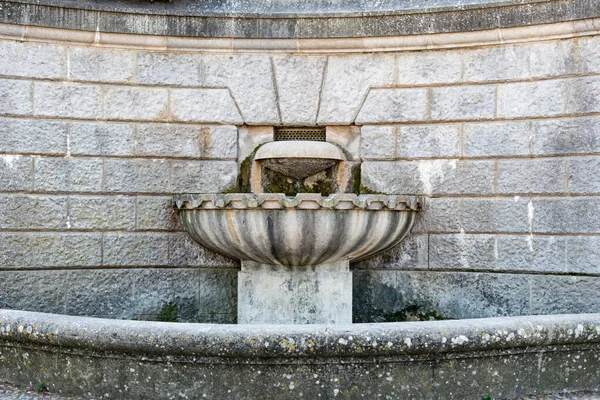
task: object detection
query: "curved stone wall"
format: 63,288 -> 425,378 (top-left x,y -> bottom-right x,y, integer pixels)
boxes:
1,3 -> 600,324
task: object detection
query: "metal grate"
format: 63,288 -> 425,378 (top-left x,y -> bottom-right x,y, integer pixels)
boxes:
274,127 -> 326,142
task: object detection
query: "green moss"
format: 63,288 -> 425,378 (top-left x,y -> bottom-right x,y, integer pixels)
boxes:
382,305 -> 448,322
262,166 -> 335,196
359,184 -> 385,195
157,302 -> 179,322
35,381 -> 47,393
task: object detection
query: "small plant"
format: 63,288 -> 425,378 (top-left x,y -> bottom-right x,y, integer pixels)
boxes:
482,395 -> 494,400
35,381 -> 47,392
157,302 -> 179,322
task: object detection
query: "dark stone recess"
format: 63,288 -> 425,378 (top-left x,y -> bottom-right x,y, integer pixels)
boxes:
1,0 -> 599,38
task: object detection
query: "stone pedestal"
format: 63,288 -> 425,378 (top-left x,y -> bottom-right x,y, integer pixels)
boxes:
238,261 -> 352,324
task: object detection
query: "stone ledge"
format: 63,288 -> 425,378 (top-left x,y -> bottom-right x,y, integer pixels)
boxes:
173,193 -> 424,211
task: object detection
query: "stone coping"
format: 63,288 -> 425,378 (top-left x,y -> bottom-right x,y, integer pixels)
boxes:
1,310 -> 599,359
173,193 -> 424,211
1,0 -> 599,39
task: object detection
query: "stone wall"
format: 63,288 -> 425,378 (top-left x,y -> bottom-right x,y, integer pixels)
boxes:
1,26 -> 600,322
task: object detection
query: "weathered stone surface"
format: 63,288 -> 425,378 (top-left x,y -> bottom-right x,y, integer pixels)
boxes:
530,40 -> 576,77
463,44 -> 529,82
0,155 -> 33,191
0,272 -> 68,314
531,117 -> 600,155
135,124 -> 237,159
167,232 -> 237,267
397,50 -> 462,85
318,54 -> 395,124
0,195 -> 67,229
272,56 -> 326,125
0,78 -> 32,116
170,88 -> 243,124
577,35 -> 600,73
69,122 -> 135,156
68,196 -> 135,230
498,158 -> 567,194
136,196 -> 182,231
34,82 -> 102,119
204,55 -> 279,124
412,197 -> 462,233
464,121 -> 530,157
134,52 -> 202,86
103,159 -> 170,193
34,157 -> 103,192
170,160 -> 237,193
397,124 -> 461,158
0,118 -> 67,155
530,275 -> 600,315
430,85 -> 496,120
69,47 -> 134,83
568,157 -> 600,194
532,197 -> 600,234
0,41 -> 65,79
498,80 -> 566,118
458,197 -> 531,233
359,125 -> 396,160
352,234 -> 428,270
362,160 -> 494,195
104,86 -> 169,121
0,233 -> 102,268
355,88 -> 428,124
103,233 -> 169,266
567,236 -> 600,274
429,234 -> 568,273
567,77 -> 600,114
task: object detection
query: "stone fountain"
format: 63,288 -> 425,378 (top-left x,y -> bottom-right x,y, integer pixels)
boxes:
174,130 -> 423,324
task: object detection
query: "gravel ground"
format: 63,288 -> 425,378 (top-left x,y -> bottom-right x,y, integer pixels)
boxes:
0,382 -> 598,400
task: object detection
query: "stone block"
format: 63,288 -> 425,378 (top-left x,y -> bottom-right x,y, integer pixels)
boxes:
69,47 -> 135,83
464,121 -> 530,157
353,270 -> 531,322
272,56 -> 326,125
104,86 -> 168,121
103,159 -> 170,193
352,234 -> 428,270
498,80 -> 565,118
136,196 -> 182,231
531,117 -> 600,155
355,88 -> 428,124
170,160 -> 237,193
0,232 -> 102,268
103,233 -> 169,266
135,124 -> 237,159
170,88 -> 243,124
412,197 -> 462,233
68,196 -> 135,230
362,160 -> 494,195
167,232 -> 238,268
34,82 -> 102,119
463,44 -> 530,82
397,124 -> 461,158
0,194 -> 67,229
576,35 -> 600,73
318,54 -> 395,124
238,126 -> 273,161
397,50 -> 462,85
0,78 -> 32,115
359,125 -> 396,160
69,122 -> 135,156
529,275 -> 600,315
326,125 -> 361,160
498,158 -> 567,194
566,236 -> 600,274
0,270 -> 68,314
532,197 -> 600,234
0,41 -> 65,79
0,155 -> 33,191
430,85 -> 496,120
568,157 -> 600,194
429,234 -> 496,270
34,157 -> 103,192
0,118 -> 68,155
134,52 -> 202,86
459,197 -> 532,233
204,54 -> 279,124
566,76 -> 600,114
530,39 -> 576,77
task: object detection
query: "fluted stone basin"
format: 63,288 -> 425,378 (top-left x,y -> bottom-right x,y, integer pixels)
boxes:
174,193 -> 422,267
174,193 -> 423,324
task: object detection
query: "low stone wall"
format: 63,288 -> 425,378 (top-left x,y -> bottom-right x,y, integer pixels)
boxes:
0,310 -> 599,399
